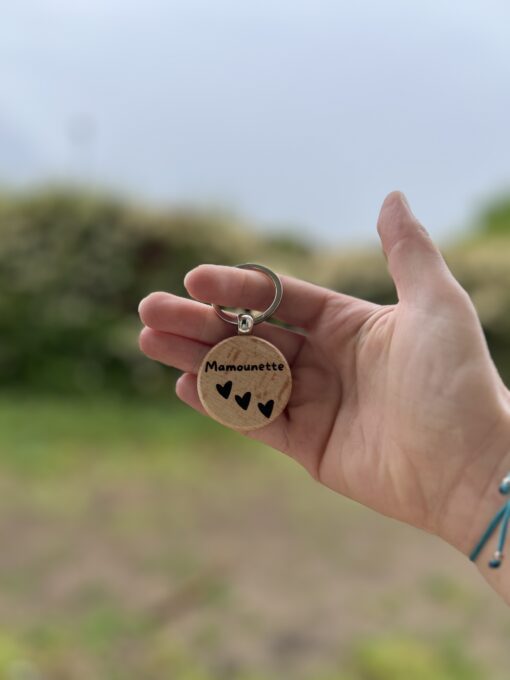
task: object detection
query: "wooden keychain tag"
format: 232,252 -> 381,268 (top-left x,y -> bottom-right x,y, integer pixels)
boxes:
197,264 -> 292,431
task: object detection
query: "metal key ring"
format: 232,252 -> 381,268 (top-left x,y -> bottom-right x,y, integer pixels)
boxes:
212,263 -> 283,327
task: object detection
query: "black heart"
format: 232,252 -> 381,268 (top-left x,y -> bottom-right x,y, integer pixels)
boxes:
235,392 -> 251,410
216,380 -> 232,399
257,399 -> 274,419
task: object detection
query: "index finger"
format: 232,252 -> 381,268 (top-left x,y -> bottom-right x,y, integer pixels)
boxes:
184,264 -> 352,329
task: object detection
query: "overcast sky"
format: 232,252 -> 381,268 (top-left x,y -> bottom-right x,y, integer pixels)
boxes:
1,0 -> 509,244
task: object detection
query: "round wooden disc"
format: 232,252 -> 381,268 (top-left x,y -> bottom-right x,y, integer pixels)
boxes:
197,335 -> 292,431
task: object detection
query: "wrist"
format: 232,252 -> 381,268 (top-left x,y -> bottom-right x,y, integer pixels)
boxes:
436,406 -> 510,558
435,402 -> 510,602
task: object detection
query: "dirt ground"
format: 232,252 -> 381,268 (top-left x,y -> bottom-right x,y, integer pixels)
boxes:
0,399 -> 508,679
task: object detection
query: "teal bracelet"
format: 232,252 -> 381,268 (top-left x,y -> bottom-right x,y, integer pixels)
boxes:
470,473 -> 510,568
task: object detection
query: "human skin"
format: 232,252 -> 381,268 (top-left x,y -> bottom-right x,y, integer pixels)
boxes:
139,191 -> 510,604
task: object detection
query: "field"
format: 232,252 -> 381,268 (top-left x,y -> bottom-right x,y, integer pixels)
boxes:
0,396 -> 508,679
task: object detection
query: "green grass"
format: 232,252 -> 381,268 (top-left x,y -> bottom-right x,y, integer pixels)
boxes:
0,393 -> 229,456
0,395 -> 505,680
0,394 -> 262,478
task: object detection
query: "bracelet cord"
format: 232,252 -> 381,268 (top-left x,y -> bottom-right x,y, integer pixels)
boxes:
470,473 -> 510,568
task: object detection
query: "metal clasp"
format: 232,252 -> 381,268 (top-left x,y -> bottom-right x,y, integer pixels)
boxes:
237,313 -> 254,335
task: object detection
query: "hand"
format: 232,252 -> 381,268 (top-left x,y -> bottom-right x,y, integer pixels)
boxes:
139,192 -> 510,602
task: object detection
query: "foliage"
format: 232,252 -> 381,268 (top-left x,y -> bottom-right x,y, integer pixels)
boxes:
475,193 -> 510,235
1,187 -> 510,396
0,189 -> 251,395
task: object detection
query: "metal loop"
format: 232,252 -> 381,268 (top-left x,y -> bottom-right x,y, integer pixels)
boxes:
212,263 -> 283,327
237,313 -> 255,335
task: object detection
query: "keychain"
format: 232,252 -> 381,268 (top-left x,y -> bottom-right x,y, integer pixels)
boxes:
197,263 -> 292,431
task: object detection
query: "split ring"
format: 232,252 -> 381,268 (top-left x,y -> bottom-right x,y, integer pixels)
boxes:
212,263 -> 283,327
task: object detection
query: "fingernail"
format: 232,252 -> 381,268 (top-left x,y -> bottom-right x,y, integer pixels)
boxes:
399,192 -> 411,211
175,374 -> 186,396
183,265 -> 203,288
183,270 -> 193,289
399,192 -> 418,220
398,191 -> 415,218
138,296 -> 148,314
399,193 -> 429,235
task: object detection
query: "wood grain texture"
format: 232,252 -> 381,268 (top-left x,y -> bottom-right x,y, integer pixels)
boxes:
197,335 -> 292,431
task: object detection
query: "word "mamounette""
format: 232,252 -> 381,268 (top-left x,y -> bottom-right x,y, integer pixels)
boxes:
205,360 -> 285,372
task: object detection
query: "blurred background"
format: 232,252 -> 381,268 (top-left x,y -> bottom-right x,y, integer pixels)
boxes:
1,1 -> 510,678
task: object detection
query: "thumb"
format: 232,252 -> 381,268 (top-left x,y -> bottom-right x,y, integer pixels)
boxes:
377,191 -> 457,305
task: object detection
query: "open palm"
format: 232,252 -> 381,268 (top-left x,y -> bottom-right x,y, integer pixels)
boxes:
139,192 -> 510,564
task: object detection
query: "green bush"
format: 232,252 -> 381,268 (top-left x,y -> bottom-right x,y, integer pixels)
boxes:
476,193 -> 510,235
1,187 -> 509,395
0,189 -> 259,395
